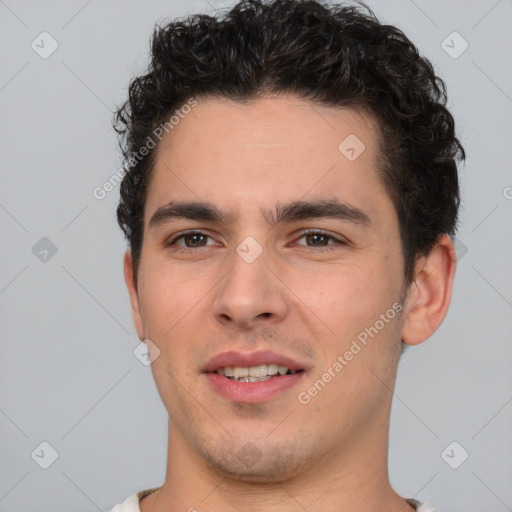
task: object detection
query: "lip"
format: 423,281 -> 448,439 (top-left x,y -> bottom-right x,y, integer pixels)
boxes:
205,371 -> 306,403
202,350 -> 308,404
202,350 -> 305,373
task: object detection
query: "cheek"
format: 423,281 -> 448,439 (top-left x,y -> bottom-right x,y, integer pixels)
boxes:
296,262 -> 403,392
299,260 -> 395,330
299,264 -> 402,411
138,267 -> 206,392
137,264 -> 206,339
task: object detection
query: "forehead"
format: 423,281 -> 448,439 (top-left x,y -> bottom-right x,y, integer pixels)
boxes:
154,95 -> 380,162
145,95 -> 391,227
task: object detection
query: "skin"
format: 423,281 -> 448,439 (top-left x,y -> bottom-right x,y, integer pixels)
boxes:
123,95 -> 457,512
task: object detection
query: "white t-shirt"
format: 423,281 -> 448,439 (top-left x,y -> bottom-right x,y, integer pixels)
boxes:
109,488 -> 440,511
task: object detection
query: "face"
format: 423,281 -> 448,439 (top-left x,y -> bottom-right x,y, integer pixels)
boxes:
126,95 -> 409,482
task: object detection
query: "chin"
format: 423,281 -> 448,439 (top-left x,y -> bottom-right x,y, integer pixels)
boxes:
207,459 -> 303,484
199,441 -> 314,484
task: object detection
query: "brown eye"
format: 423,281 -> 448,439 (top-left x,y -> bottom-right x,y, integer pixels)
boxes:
305,233 -> 330,246
181,233 -> 208,247
295,230 -> 347,251
166,230 -> 217,249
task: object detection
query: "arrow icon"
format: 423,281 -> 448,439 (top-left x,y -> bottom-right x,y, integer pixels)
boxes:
31,441 -> 59,468
338,134 -> 365,161
441,32 -> 468,59
134,339 -> 160,366
441,441 -> 468,469
236,236 -> 262,263
237,442 -> 263,467
31,31 -> 59,59
32,237 -> 58,262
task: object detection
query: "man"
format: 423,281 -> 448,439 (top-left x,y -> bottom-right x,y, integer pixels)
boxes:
110,0 -> 465,510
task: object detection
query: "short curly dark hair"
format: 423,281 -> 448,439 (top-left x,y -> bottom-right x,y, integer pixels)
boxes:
114,0 -> 465,286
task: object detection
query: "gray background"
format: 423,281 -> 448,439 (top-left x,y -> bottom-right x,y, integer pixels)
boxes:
0,0 -> 511,511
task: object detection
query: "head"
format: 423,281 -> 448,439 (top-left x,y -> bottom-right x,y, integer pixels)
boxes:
115,0 -> 464,483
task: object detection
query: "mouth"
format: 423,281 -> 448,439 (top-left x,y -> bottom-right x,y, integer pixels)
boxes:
202,350 -> 307,403
213,364 -> 305,382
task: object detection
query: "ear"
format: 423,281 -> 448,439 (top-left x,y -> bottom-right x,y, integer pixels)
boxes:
123,250 -> 145,340
401,234 -> 457,346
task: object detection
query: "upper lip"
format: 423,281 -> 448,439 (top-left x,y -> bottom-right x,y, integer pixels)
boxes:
202,350 -> 306,373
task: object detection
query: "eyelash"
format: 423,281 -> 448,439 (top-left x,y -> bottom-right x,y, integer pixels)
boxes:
165,229 -> 347,253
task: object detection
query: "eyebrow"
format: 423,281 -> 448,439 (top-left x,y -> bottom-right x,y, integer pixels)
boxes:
148,198 -> 372,230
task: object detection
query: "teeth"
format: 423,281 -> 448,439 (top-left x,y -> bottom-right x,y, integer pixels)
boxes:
249,365 -> 267,377
232,367 -> 249,379
232,375 -> 274,383
214,364 -> 294,381
266,363 -> 279,375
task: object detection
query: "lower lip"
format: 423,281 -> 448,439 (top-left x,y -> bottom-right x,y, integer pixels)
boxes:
204,372 -> 305,403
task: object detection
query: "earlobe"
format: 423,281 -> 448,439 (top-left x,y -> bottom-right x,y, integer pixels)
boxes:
401,234 -> 457,346
123,250 -> 145,340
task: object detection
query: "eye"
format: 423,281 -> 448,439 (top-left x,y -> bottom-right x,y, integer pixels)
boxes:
166,230 -> 218,250
295,229 -> 347,251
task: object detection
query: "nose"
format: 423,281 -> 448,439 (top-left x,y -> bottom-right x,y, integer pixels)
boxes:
211,243 -> 289,331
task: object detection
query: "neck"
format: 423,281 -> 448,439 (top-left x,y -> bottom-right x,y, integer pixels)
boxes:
141,416 -> 414,512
